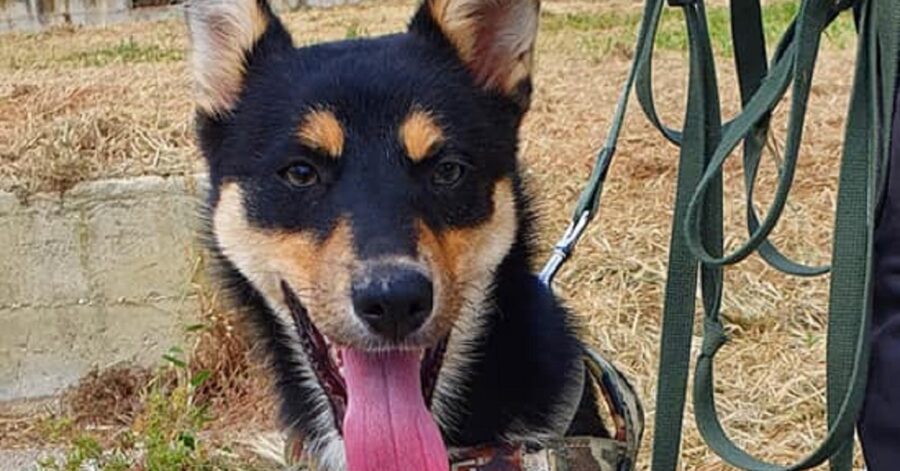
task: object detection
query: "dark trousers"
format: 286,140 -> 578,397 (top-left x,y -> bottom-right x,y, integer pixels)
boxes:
858,83 -> 900,469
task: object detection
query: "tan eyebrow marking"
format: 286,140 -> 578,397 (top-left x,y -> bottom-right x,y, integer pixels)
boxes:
297,109 -> 345,158
399,108 -> 445,162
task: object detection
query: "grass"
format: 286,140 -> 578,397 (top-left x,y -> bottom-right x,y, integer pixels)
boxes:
38,435 -> 132,471
0,0 -> 857,196
7,252 -> 277,470
36,339 -> 271,470
542,1 -> 856,59
0,0 -> 866,468
60,38 -> 184,68
344,20 -> 369,39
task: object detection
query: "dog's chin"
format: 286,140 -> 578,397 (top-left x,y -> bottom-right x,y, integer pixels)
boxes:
280,281 -> 449,429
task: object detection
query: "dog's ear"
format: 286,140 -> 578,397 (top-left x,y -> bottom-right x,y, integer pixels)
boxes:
410,0 -> 539,109
186,0 -> 293,118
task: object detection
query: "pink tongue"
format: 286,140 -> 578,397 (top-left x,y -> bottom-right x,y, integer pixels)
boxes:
341,349 -> 448,471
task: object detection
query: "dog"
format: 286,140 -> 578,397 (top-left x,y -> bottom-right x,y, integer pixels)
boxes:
186,0 -> 606,469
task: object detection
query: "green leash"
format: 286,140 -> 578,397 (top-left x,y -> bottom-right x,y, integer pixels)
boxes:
541,0 -> 900,469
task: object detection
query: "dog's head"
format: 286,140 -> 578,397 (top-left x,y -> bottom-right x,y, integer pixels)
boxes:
188,0 -> 539,468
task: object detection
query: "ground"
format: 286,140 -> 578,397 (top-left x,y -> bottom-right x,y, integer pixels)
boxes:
0,0 -> 865,469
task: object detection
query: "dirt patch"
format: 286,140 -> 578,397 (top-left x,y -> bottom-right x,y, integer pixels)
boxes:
66,366 -> 154,428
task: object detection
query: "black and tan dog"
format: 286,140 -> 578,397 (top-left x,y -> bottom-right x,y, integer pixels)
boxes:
186,0 -> 604,469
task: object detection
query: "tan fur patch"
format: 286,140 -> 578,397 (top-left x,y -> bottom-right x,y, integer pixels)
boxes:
416,178 -> 518,335
399,109 -> 445,162
429,0 -> 480,64
427,0 -> 539,94
297,109 -> 345,158
187,0 -> 270,115
214,183 -> 360,341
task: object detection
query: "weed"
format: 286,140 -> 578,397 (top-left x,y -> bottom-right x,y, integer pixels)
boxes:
37,434 -> 131,471
345,20 -> 369,39
35,417 -> 76,443
61,38 -> 183,67
37,346 -> 247,470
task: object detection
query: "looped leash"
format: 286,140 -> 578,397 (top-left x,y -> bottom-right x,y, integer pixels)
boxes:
541,0 -> 899,469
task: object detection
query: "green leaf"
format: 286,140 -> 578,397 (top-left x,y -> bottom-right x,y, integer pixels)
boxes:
190,370 -> 211,388
162,354 -> 186,368
177,432 -> 197,450
184,323 -> 206,333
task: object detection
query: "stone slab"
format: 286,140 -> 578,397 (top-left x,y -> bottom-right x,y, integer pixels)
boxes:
0,175 -> 208,401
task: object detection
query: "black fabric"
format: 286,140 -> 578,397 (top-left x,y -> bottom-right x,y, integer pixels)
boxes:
859,76 -> 900,470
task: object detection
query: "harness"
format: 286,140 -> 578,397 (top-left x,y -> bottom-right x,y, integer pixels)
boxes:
447,349 -> 643,471
284,347 -> 644,471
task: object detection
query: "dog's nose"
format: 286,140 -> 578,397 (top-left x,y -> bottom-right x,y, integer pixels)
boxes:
352,267 -> 433,341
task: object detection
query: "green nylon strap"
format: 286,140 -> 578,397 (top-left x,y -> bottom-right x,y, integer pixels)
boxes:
633,0 -> 683,146
545,0 -> 896,468
875,0 -> 899,201
679,0 -> 885,470
682,0 -> 841,267
692,0 -> 875,461
644,0 -> 887,469
632,0 -> 832,277
730,0 -> 767,103
731,0 -> 830,277
569,0 -> 667,222
649,1 -> 724,468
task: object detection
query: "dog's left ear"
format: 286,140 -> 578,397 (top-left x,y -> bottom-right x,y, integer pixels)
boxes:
410,0 -> 539,109
186,0 -> 293,118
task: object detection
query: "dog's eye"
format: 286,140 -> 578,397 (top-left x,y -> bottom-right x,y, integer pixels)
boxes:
281,163 -> 320,188
432,161 -> 465,187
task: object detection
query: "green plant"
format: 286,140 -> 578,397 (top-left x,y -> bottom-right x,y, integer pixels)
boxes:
35,416 -> 75,443
345,21 -> 369,39
38,346 -> 233,470
37,434 -> 131,471
136,347 -> 217,470
61,37 -> 183,67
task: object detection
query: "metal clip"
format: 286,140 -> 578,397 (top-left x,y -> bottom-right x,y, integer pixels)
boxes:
539,210 -> 591,285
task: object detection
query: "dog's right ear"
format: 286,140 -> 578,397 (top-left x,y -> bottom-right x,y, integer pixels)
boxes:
186,0 -> 293,118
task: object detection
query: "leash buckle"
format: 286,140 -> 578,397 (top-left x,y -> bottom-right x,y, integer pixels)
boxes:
539,210 -> 591,285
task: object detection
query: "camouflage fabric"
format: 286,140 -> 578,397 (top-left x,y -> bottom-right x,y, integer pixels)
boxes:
446,347 -> 643,471
449,437 -> 628,471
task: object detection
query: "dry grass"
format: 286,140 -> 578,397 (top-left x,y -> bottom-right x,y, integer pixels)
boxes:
186,288 -> 276,434
0,0 -> 865,469
65,366 -> 155,428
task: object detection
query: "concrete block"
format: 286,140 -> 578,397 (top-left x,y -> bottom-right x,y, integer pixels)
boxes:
0,306 -> 101,399
0,197 -> 90,306
0,175 -> 208,401
78,178 -> 203,302
0,285 -> 195,401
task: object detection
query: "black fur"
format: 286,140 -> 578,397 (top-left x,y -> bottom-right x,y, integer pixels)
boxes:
196,0 -> 606,459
